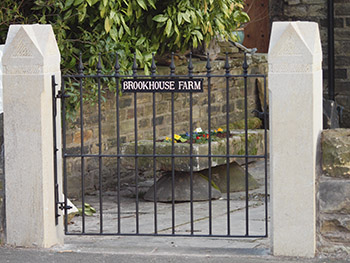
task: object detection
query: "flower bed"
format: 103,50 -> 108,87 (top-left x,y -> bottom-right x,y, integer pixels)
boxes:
164,128 -> 227,144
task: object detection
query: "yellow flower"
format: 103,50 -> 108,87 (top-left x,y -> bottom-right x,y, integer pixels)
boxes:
165,137 -> 172,141
174,140 -> 177,143
214,129 -> 217,133
217,128 -> 223,132
174,134 -> 181,140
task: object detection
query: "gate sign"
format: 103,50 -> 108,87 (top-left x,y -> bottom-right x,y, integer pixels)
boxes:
121,79 -> 203,92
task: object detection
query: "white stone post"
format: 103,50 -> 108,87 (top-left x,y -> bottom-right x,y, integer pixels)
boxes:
2,25 -> 63,247
268,22 -> 323,258
0,44 -> 4,113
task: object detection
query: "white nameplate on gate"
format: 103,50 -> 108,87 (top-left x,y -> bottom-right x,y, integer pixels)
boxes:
121,79 -> 203,92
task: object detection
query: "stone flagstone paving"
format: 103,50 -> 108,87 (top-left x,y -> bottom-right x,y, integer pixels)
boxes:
67,160 -> 269,243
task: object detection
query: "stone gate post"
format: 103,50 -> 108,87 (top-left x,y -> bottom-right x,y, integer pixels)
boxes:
2,25 -> 63,247
268,22 -> 323,257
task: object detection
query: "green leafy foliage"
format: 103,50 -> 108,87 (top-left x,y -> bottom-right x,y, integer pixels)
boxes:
0,0 -> 249,118
78,203 -> 96,216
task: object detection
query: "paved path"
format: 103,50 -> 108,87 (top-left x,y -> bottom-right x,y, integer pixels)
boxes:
0,238 -> 349,263
67,160 -> 269,237
0,161 -> 348,262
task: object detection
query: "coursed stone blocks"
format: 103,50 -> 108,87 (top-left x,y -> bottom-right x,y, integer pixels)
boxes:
319,181 -> 350,214
322,129 -> 350,178
318,129 -> 350,256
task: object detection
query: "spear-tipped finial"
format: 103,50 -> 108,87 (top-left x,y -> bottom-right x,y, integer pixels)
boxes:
132,53 -> 137,75
97,53 -> 102,74
78,52 -> 84,75
170,52 -> 175,76
206,52 -> 211,75
242,52 -> 248,75
188,52 -> 193,76
224,52 -> 230,74
114,52 -> 120,76
151,53 -> 156,76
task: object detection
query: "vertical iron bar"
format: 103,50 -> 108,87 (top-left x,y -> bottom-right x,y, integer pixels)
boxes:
115,53 -> 121,234
224,53 -> 231,236
61,77 -> 68,234
170,53 -> 176,234
78,54 -> 86,233
52,75 -> 59,226
243,52 -> 249,236
188,52 -> 194,235
328,0 -> 335,101
263,76 -> 268,237
151,54 -> 158,234
132,53 -> 139,234
206,54 -> 212,235
97,54 -> 103,233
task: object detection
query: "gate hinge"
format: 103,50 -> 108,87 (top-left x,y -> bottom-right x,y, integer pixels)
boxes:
252,109 -> 269,119
56,90 -> 70,99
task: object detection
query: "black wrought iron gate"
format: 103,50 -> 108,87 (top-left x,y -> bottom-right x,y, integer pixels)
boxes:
52,52 -> 268,238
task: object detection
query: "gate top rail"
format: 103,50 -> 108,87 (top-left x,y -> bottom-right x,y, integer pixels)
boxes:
61,52 -> 266,80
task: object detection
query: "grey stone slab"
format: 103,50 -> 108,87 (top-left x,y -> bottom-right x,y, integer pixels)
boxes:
143,172 -> 222,202
121,130 -> 266,172
201,162 -> 260,193
319,180 -> 350,214
67,195 -> 268,237
320,214 -> 350,243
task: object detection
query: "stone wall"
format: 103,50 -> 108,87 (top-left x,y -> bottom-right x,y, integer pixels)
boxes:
318,129 -> 350,257
269,0 -> 350,127
65,54 -> 268,197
